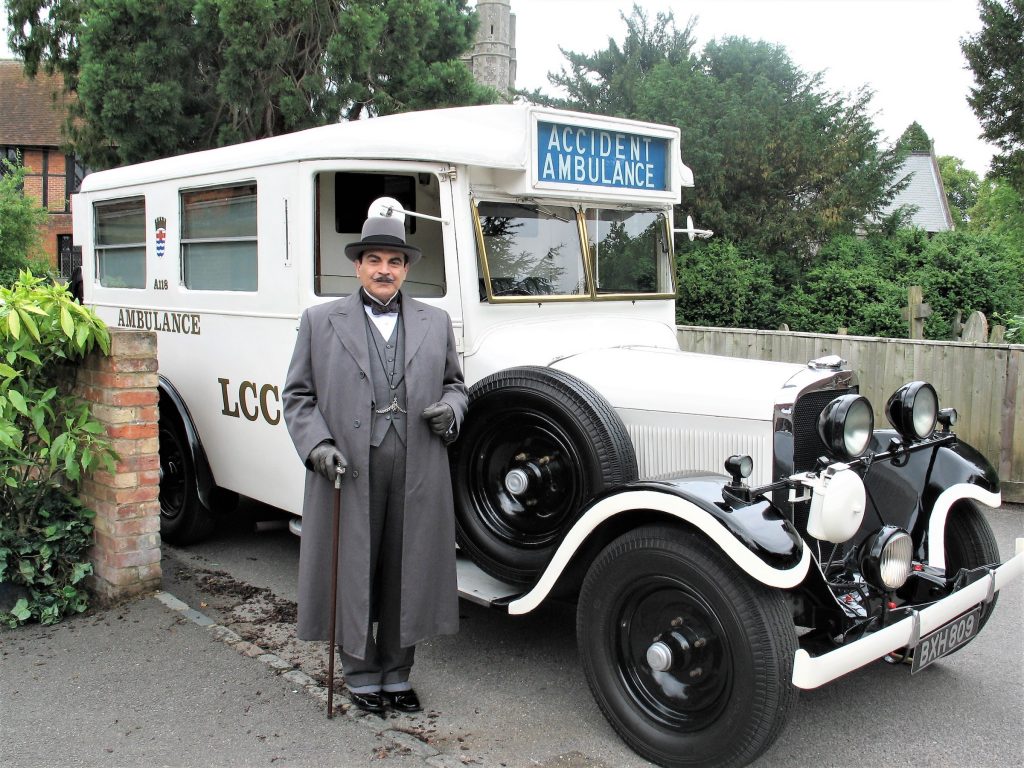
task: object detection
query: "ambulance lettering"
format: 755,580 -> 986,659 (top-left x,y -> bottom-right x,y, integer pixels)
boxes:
116,307 -> 200,335
218,377 -> 282,425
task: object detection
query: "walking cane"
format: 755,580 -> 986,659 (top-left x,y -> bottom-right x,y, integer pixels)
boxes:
326,462 -> 345,718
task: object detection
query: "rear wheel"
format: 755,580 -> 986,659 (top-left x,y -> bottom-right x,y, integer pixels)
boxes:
451,366 -> 637,585
159,412 -> 215,544
577,526 -> 797,768
943,500 -> 1001,639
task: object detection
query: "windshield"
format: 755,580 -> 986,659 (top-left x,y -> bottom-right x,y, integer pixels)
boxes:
585,208 -> 672,295
475,200 -> 673,300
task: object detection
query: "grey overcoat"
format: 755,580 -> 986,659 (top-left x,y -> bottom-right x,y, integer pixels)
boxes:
282,291 -> 467,655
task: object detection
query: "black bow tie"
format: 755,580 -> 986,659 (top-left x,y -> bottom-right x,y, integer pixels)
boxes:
361,289 -> 400,315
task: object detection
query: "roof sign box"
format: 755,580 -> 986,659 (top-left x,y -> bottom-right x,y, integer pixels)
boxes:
536,120 -> 670,192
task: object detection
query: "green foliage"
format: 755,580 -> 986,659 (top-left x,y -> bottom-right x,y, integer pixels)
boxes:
676,240 -> 778,328
962,0 -> 1024,193
968,176 -> 1024,242
780,228 -> 1024,339
536,9 -> 903,287
0,272 -> 115,627
651,37 -> 901,285
8,0 -> 497,168
0,491 -> 95,627
896,122 -> 933,153
0,160 -> 49,286
531,4 -> 696,117
782,234 -> 909,336
914,229 -> 1024,339
998,312 -> 1024,341
937,156 -> 980,225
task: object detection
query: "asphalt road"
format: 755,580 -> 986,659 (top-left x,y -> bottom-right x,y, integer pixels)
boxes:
163,500 -> 1024,768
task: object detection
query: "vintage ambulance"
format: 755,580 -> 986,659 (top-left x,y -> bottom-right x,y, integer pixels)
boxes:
74,104 -> 1023,768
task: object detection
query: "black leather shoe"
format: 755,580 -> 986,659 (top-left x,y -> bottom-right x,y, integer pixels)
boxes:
349,690 -> 386,715
382,688 -> 422,713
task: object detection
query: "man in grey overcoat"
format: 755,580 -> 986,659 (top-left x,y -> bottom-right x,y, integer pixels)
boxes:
282,198 -> 467,715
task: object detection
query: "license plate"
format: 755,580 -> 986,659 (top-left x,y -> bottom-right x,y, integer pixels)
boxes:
911,606 -> 983,673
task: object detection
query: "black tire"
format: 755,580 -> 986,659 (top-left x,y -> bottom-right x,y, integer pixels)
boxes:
158,412 -> 215,544
578,525 -> 797,768
943,500 -> 1001,639
451,366 -> 637,585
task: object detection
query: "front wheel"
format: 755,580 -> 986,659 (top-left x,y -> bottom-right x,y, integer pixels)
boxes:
943,500 -> 1001,640
577,525 -> 797,768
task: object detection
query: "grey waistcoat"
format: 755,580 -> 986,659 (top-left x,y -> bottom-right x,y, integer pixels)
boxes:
365,314 -> 407,447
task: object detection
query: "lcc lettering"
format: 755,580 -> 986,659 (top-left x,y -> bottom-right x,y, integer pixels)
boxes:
219,377 -> 281,425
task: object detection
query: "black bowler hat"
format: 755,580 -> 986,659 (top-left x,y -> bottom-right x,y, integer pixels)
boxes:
344,197 -> 422,265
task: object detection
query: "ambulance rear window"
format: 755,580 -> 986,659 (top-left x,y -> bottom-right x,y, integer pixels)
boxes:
181,183 -> 257,291
94,197 -> 146,289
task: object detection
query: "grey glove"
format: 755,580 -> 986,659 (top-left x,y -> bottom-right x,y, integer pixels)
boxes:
308,441 -> 347,481
421,402 -> 455,437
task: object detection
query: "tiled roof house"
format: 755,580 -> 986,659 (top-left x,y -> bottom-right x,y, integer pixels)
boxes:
882,151 -> 955,233
0,59 -> 84,275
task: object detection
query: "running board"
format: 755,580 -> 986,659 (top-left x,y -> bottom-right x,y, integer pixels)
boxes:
289,517 -> 522,609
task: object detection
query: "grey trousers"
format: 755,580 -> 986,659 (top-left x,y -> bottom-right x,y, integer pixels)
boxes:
341,428 -> 415,691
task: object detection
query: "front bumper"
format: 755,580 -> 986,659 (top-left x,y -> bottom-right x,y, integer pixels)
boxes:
792,537 -> 1024,689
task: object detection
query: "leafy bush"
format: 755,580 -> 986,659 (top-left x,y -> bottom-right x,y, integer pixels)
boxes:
0,160 -> 50,287
1,272 -> 114,626
777,229 -> 1024,339
676,240 -> 779,328
998,313 -> 1024,342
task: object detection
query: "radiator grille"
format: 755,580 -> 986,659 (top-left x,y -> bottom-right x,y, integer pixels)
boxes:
792,387 -> 856,473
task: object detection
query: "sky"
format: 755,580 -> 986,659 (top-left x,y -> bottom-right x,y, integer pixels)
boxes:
509,0 -> 995,175
1,0 -> 996,175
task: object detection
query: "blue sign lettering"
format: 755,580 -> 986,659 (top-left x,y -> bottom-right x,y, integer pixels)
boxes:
536,121 -> 669,191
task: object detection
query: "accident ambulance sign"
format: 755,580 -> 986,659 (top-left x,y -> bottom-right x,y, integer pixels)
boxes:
536,120 -> 669,192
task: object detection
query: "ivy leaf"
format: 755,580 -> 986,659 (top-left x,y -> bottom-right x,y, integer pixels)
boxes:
18,559 -> 35,580
70,562 -> 92,583
11,598 -> 31,621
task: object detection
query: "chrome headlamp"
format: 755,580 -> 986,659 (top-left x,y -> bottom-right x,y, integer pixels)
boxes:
817,394 -> 874,460
885,381 -> 938,440
860,526 -> 914,591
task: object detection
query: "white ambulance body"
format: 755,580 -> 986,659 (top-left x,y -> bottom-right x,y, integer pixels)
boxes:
74,104 -> 694,525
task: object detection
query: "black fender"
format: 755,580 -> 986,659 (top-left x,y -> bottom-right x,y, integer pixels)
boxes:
858,430 -> 1000,560
158,375 -> 219,511
506,474 -> 809,615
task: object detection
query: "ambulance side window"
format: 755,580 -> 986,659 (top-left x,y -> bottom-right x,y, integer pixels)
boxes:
94,197 -> 146,288
180,183 -> 257,291
315,171 -> 445,298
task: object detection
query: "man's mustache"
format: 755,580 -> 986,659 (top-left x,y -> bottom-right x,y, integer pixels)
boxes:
372,275 -> 396,283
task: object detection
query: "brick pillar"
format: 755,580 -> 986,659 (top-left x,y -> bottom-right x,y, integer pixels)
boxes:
75,328 -> 161,601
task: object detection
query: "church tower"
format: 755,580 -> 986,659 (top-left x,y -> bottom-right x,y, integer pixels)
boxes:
463,0 -> 517,98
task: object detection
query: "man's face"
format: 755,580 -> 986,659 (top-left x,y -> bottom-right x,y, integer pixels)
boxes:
355,249 -> 409,303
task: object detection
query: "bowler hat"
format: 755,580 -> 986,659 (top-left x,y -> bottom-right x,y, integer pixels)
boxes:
344,197 -> 422,265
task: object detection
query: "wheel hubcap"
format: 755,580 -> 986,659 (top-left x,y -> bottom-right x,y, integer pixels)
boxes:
615,578 -> 732,731
463,410 -> 586,548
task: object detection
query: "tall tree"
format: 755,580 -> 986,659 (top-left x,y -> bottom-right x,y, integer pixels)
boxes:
969,177 -> 1024,242
526,4 -> 697,117
7,0 -> 495,168
962,0 -> 1024,193
640,37 -> 903,283
937,155 -> 980,225
535,9 -> 903,285
896,122 -> 933,154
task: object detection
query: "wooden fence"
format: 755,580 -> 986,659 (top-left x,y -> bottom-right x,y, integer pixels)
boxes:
676,326 -> 1024,503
